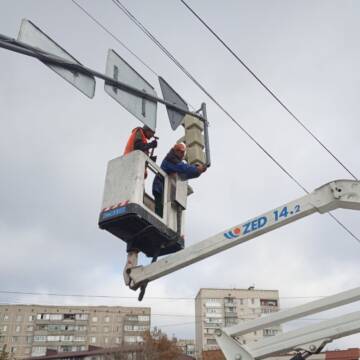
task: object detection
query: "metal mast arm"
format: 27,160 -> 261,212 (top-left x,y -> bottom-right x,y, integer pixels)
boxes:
0,34 -> 206,122
128,180 -> 360,289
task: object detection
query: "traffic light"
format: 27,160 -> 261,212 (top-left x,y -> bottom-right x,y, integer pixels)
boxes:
182,114 -> 206,165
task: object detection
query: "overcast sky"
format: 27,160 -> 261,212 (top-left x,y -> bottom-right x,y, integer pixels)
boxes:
1,0 -> 360,350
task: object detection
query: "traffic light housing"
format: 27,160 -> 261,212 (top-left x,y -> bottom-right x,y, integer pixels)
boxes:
182,114 -> 206,165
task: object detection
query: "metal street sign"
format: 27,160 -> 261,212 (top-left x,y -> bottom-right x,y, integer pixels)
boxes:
17,19 -> 96,98
158,76 -> 189,130
104,49 -> 157,131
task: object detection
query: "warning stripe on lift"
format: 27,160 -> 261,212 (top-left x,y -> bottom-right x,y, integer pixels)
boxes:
101,200 -> 129,213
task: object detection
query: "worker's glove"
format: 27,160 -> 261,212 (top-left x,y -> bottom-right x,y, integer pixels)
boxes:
149,139 -> 158,148
196,164 -> 207,173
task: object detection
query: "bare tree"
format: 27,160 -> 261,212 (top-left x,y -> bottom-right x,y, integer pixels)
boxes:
141,327 -> 182,360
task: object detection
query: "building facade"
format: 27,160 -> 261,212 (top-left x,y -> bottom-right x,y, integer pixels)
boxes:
195,287 -> 280,358
0,304 -> 150,359
176,339 -> 195,357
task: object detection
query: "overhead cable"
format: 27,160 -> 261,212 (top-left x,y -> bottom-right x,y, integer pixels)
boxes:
109,0 -> 359,245
179,0 -> 358,181
0,290 -> 328,300
71,0 -> 158,77
71,0 -> 197,111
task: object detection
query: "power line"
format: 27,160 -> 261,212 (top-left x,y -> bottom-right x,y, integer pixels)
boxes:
0,290 -> 328,301
70,0 -> 359,245
109,0 -> 360,245
179,0 -> 358,181
71,0 -> 197,112
71,0 -> 158,77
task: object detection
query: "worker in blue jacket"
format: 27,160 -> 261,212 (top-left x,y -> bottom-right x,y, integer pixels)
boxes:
152,143 -> 207,217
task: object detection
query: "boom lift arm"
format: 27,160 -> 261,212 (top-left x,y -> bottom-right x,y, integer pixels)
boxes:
127,179 -> 360,292
215,286 -> 360,360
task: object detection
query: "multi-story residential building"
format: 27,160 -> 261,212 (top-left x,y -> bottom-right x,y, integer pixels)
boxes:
0,304 -> 150,359
195,287 -> 280,358
176,339 -> 195,357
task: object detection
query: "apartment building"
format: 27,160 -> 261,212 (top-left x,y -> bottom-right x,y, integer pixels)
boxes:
0,304 -> 150,359
176,339 -> 195,357
195,287 -> 280,358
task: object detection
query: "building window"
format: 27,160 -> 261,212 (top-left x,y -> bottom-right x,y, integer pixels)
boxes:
76,314 -> 88,320
206,339 -> 217,345
50,314 -> 63,321
2,326 -> 7,332
10,347 -> 16,353
260,299 -> 278,307
47,336 -> 60,342
91,326 -> 97,332
104,337 -> 109,344
91,337 -> 96,344
63,314 -> 75,320
74,336 -> 86,342
103,326 -> 109,333
16,315 -> 22,322
27,336 -> 33,344
115,337 -> 121,344
60,345 -> 71,352
205,299 -> 222,307
92,316 -> 98,322
37,314 -> 46,320
124,336 -> 136,343
27,325 -> 34,331
3,315 -> 9,321
32,347 -> 46,356
28,315 -> 35,322
225,318 -> 237,326
263,328 -> 278,336
12,337 -> 18,344
34,335 -> 46,342
15,325 -> 21,333
104,316 -> 110,323
138,315 -> 149,322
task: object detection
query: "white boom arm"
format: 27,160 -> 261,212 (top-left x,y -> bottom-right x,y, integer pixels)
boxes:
216,286 -> 360,360
128,179 -> 360,290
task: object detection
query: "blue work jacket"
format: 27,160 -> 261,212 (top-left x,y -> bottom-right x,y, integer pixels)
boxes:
152,159 -> 200,196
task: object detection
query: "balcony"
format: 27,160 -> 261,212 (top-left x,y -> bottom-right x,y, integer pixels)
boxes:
203,322 -> 221,328
205,313 -> 222,318
205,302 -> 222,308
224,312 -> 237,318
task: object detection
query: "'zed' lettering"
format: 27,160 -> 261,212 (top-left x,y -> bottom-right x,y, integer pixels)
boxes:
243,216 -> 268,235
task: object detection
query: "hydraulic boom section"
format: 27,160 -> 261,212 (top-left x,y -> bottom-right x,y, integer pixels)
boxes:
215,286 -> 360,360
127,180 -> 360,293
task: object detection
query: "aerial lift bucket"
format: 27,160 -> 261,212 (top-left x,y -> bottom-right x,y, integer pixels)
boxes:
98,151 -> 186,258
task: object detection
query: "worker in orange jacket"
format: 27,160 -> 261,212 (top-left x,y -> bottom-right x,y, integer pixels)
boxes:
123,125 -> 157,286
123,125 -> 157,156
